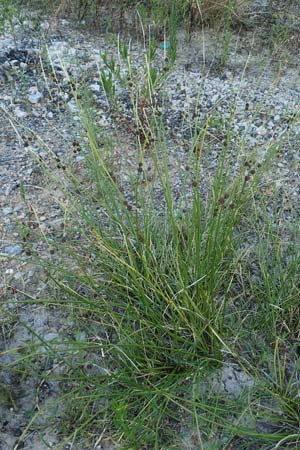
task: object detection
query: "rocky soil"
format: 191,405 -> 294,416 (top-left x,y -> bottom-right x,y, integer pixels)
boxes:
0,10 -> 300,450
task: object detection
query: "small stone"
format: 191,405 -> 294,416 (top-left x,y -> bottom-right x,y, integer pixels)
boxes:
3,245 -> 23,256
97,117 -> 110,127
67,100 -> 78,112
90,83 -> 101,92
32,109 -> 43,117
68,48 -> 76,56
40,21 -> 50,31
14,107 -> 27,118
257,126 -> 267,136
3,207 -> 13,215
44,332 -> 59,342
28,88 -> 43,104
14,272 -> 24,280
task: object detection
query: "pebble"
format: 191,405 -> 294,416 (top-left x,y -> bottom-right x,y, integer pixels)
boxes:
14,272 -> 24,280
90,82 -> 101,92
28,88 -> 43,104
14,204 -> 23,212
44,332 -> 59,342
3,245 -> 23,256
3,207 -> 13,215
67,99 -> 78,112
14,106 -> 28,118
32,109 -> 43,117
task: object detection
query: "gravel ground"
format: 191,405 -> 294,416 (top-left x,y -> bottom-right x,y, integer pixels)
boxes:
0,14 -> 300,450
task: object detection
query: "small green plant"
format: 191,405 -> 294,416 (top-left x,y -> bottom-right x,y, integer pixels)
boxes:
0,382 -> 16,407
247,208 -> 300,341
168,0 -> 178,64
150,0 -> 170,29
100,50 -> 117,74
0,305 -> 18,341
147,36 -> 157,62
221,0 -> 234,66
99,68 -> 116,103
0,0 -> 22,34
270,17 -> 293,56
143,35 -> 170,99
117,37 -> 130,61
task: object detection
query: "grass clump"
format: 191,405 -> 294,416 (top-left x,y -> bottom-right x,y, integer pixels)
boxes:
12,86 -> 298,449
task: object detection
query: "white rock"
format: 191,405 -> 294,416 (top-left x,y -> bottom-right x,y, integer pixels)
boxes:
44,332 -> 59,342
28,88 -> 43,104
97,117 -> 110,127
14,106 -> 27,118
3,245 -> 23,256
67,99 -> 78,112
40,21 -> 50,31
3,207 -> 13,215
68,48 -> 77,56
90,83 -> 101,92
14,272 -> 24,280
32,109 -> 42,117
